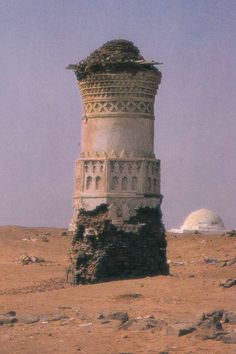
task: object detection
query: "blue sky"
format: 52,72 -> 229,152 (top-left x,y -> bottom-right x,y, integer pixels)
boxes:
0,0 -> 236,228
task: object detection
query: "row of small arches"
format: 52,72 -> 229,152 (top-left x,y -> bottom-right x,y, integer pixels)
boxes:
84,164 -> 104,173
111,176 -> 137,191
147,165 -> 159,177
147,177 -> 158,192
86,176 -> 102,190
85,176 -> 158,193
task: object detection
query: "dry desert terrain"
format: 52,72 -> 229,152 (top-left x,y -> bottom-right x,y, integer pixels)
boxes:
0,226 -> 235,354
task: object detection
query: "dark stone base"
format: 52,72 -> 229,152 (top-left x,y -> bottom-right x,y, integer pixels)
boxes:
69,204 -> 169,284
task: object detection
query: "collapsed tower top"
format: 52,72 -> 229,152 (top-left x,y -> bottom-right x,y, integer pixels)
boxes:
67,39 -> 162,81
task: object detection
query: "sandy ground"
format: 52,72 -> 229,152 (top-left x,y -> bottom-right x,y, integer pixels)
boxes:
0,226 -> 235,354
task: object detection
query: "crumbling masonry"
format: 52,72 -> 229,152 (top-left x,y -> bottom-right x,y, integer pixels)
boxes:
67,40 -> 168,283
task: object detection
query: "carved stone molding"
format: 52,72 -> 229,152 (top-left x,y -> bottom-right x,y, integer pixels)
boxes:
78,72 -> 159,119
83,100 -> 153,118
80,150 -> 155,159
79,72 -> 160,97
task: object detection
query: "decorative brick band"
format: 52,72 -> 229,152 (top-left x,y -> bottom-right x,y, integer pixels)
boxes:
83,100 -> 154,118
78,72 -> 159,119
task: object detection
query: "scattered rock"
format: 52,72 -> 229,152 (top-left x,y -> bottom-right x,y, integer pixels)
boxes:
167,260 -> 187,266
100,319 -> 110,325
196,329 -> 225,340
40,314 -> 68,322
0,316 -> 17,325
225,257 -> 236,266
20,316 -> 40,324
166,323 -> 196,336
203,256 -> 218,264
220,332 -> 236,344
222,311 -> 236,324
178,326 -> 196,336
143,315 -> 155,319
116,293 -> 142,300
57,306 -> 72,310
60,321 -> 68,326
4,311 -> 16,317
218,257 -> 236,267
196,310 -> 223,331
79,322 -> 92,327
206,310 -> 224,321
194,313 -> 207,327
194,311 -> 224,339
0,311 -> 17,326
118,319 -> 135,329
22,237 -> 37,242
108,311 -> 129,323
137,318 -> 163,330
226,230 -> 236,237
0,311 -> 73,326
16,255 -> 45,265
41,235 -> 49,242
193,309 -> 236,343
219,278 -> 236,288
97,313 -> 105,320
22,237 -> 31,242
119,317 -> 167,331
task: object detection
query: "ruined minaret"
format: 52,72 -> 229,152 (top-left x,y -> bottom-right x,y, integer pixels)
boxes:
67,40 -> 168,283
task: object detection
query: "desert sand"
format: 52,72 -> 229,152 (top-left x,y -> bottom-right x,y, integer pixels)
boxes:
0,226 -> 235,354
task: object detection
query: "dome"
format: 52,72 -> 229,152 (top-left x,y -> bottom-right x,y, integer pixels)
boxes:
181,209 -> 225,233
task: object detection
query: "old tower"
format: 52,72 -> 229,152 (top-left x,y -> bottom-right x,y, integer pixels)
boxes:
67,40 -> 168,283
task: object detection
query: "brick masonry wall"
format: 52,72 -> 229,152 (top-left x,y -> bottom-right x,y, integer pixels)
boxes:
70,204 -> 169,284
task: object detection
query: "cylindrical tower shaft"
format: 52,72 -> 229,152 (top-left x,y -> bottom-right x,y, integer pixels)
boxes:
66,40 -> 168,284
79,71 -> 160,158
67,40 -> 162,231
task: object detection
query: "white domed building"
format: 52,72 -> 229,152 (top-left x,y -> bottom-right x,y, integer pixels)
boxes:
180,209 -> 225,233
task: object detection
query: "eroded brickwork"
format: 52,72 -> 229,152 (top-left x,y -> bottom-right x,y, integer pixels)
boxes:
70,205 -> 168,284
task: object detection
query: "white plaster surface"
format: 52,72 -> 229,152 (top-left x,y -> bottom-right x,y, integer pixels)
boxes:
180,209 -> 226,233
69,70 -> 162,231
81,117 -> 154,158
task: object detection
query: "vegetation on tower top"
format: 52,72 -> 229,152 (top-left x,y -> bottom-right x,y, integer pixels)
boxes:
67,39 -> 161,80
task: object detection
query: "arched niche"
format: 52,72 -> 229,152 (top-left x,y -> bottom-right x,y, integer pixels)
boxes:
122,177 -> 128,191
95,176 -> 102,190
86,176 -> 92,190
